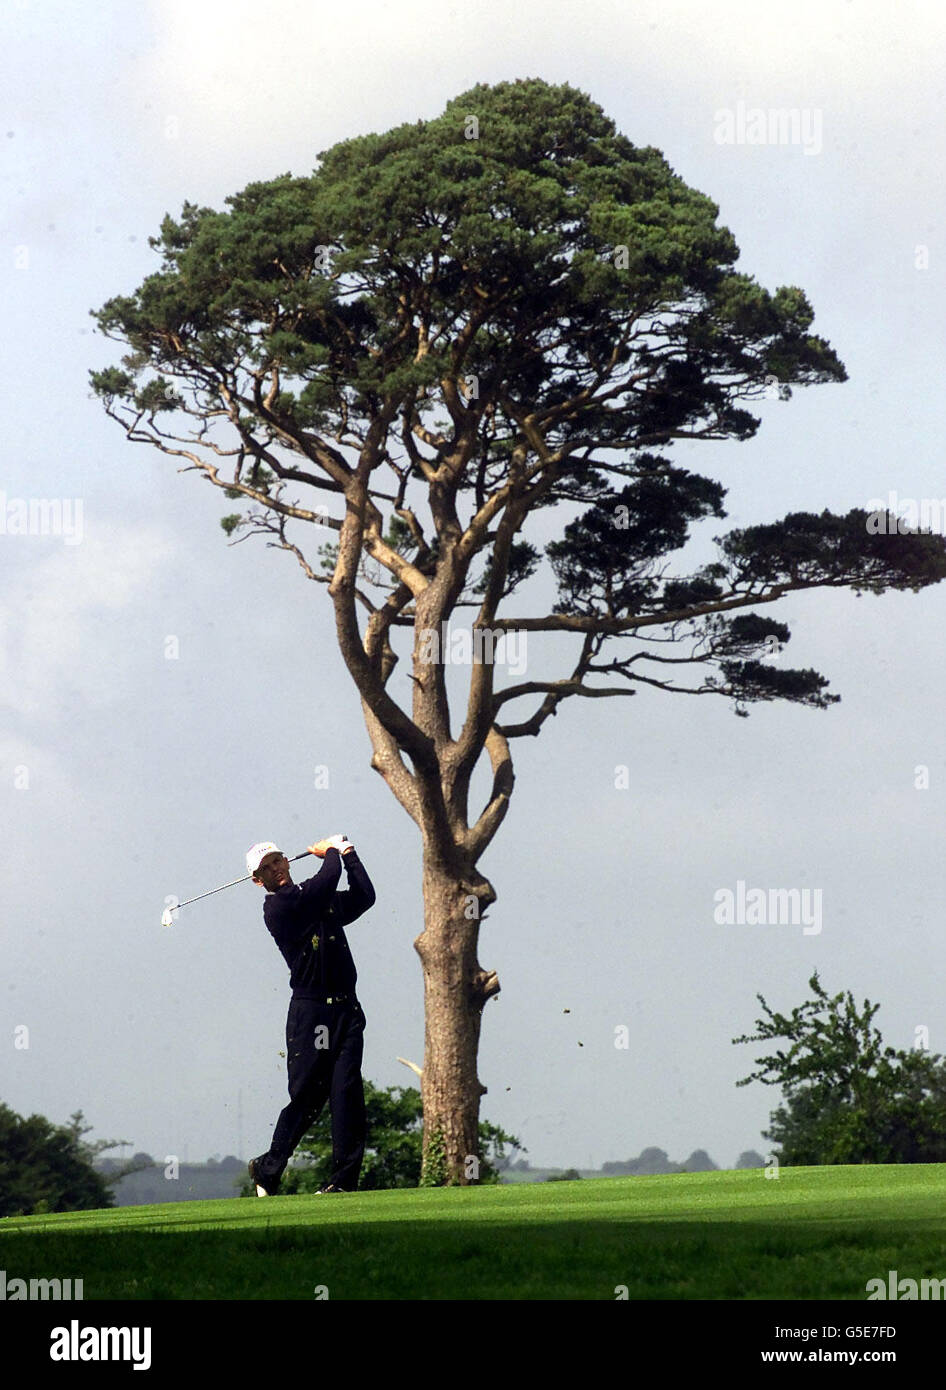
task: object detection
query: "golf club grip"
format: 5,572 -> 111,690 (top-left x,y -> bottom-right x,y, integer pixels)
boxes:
289,840 -> 348,862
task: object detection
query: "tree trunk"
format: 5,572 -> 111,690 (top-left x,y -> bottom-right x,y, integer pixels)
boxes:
414,853 -> 499,1184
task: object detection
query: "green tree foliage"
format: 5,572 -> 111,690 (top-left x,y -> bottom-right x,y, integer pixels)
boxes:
241,1080 -> 524,1194
733,974 -> 946,1164
88,77 -> 946,725
0,1105 -> 120,1217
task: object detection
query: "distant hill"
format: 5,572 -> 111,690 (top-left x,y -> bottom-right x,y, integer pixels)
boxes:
101,1147 -> 768,1202
98,1156 -> 246,1205
503,1147 -> 765,1183
600,1146 -> 725,1175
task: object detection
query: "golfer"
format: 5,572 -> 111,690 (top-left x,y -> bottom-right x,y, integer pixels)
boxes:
246,833 -> 375,1196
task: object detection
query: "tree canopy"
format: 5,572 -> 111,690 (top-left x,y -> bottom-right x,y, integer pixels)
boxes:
90,78 -> 946,734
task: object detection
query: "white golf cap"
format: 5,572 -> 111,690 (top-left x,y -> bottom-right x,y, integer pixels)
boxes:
246,841 -> 281,876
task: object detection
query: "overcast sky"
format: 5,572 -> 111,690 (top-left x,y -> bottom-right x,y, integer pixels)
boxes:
2,0 -> 945,1176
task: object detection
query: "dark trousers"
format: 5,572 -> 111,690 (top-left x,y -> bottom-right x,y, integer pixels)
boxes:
259,996 -> 366,1191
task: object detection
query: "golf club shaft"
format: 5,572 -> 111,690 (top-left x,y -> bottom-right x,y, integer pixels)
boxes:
172,851 -> 313,911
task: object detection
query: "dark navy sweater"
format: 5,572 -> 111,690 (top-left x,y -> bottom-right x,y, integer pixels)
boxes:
263,848 -> 376,998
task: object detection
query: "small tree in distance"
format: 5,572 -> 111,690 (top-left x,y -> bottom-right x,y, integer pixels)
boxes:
733,973 -> 946,1165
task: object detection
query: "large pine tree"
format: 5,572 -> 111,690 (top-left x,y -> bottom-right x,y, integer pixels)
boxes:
91,78 -> 946,1182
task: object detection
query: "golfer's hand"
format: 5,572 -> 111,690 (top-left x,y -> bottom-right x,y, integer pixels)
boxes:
307,838 -> 335,859
308,834 -> 354,858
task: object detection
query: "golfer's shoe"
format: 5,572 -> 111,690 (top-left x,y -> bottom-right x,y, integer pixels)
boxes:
248,1156 -> 280,1197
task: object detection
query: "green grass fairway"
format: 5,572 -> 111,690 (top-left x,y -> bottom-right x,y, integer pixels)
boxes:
2,1165 -> 946,1300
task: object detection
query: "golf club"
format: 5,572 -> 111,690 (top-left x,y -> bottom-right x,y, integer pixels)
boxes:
160,850 -> 315,927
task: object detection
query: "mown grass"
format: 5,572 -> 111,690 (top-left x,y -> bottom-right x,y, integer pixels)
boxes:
2,1166 -> 946,1300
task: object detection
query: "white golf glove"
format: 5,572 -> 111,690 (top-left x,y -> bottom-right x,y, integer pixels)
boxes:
325,833 -> 353,854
